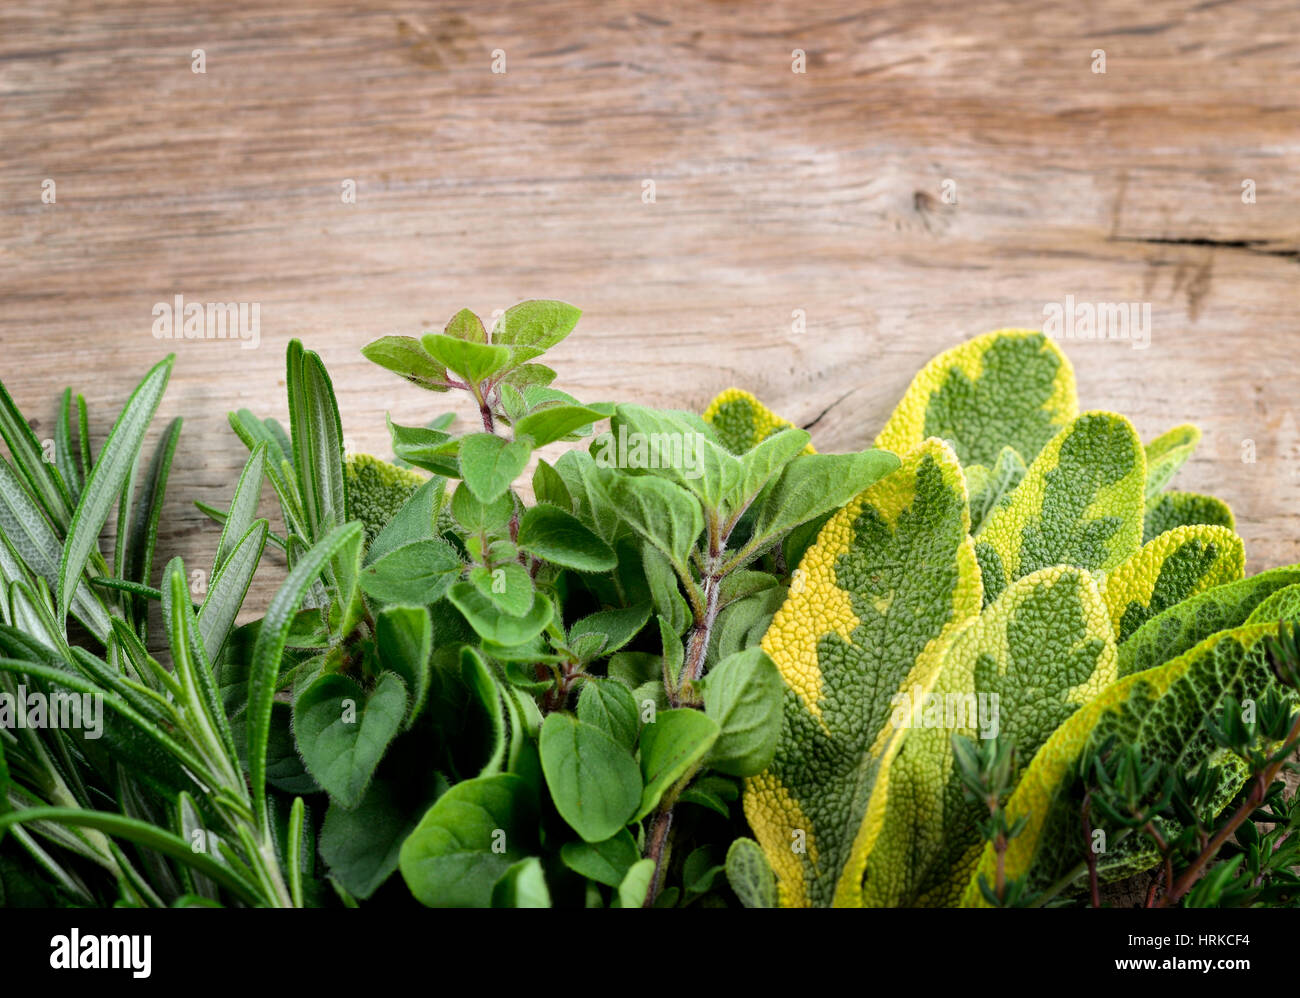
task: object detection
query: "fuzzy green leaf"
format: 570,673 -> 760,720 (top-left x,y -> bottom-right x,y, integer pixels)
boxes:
491,300 -> 581,352
726,837 -> 778,908
491,857 -> 551,908
568,603 -> 651,659
458,433 -> 532,503
636,708 -> 719,821
560,828 -> 639,887
375,605 -> 434,725
701,649 -> 783,777
577,678 -> 641,750
360,540 -> 461,606
420,334 -> 510,386
448,582 -> 553,646
294,672 -> 408,809
514,403 -> 614,448
517,503 -> 617,572
399,772 -> 537,907
745,449 -> 900,561
596,471 -> 703,573
540,713 -> 641,842
361,335 -> 450,390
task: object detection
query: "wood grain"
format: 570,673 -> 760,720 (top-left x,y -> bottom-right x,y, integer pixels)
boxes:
2,0 -> 1298,619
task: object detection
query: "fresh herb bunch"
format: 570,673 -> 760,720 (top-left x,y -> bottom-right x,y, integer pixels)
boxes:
0,358 -> 299,907
0,311 -> 1298,910
0,301 -> 896,908
353,301 -> 897,906
738,329 -> 1300,908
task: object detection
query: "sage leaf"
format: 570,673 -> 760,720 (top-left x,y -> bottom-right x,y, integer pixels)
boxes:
1143,423 -> 1200,501
1143,490 -> 1235,544
875,329 -> 1077,468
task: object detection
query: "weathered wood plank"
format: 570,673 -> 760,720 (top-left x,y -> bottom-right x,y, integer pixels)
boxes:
1,0 -> 1297,619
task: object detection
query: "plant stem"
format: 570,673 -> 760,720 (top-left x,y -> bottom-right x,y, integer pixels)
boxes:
644,540 -> 727,905
1142,821 -> 1175,907
1144,867 -> 1164,908
470,378 -> 496,434
993,829 -> 1008,903
681,576 -> 721,689
680,524 -> 726,692
642,807 -> 673,908
542,660 -> 580,713
1158,709 -> 1300,907
1081,790 -> 1100,908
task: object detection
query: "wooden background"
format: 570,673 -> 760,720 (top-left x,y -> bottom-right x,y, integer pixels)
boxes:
2,0 -> 1299,612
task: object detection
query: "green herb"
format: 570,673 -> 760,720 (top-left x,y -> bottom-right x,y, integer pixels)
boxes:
0,313 -> 1293,911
